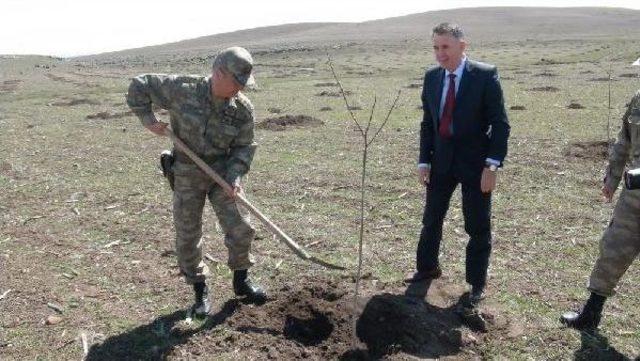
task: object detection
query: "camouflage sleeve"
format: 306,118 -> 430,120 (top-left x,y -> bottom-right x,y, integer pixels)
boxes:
226,119 -> 257,185
225,95 -> 257,185
604,93 -> 638,190
126,74 -> 180,126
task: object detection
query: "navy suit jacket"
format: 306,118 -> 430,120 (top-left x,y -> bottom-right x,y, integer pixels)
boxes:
419,59 -> 510,179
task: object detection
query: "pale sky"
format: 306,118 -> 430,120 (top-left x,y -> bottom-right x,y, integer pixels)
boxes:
1,0 -> 639,57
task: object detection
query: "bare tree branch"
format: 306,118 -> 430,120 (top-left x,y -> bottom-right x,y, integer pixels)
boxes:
368,89 -> 402,146
327,54 -> 364,136
365,94 -> 377,136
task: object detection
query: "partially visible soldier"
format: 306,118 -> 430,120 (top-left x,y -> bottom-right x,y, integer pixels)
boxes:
127,47 -> 266,316
560,89 -> 640,331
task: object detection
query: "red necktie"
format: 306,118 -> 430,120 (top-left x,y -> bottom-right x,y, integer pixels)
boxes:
439,73 -> 456,138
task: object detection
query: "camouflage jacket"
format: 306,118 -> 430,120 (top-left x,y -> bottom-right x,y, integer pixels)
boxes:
126,74 -> 256,185
606,90 -> 640,190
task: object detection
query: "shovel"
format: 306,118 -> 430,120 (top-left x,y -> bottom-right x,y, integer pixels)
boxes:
165,128 -> 345,270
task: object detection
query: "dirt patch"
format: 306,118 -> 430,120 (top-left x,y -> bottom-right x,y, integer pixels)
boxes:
348,105 -> 363,111
44,72 -> 99,88
618,73 -> 638,78
528,86 -> 560,92
0,161 -> 13,176
534,58 -> 564,65
50,98 -> 99,107
565,141 -> 609,160
588,77 -> 615,82
267,107 -> 283,114
510,105 -> 526,111
0,79 -> 22,93
86,110 -> 134,120
317,90 -> 351,97
405,83 -> 422,89
567,102 -> 585,109
86,277 -> 501,360
319,106 -> 333,112
315,82 -> 338,87
346,70 -> 375,76
257,115 -> 324,131
533,72 -> 557,77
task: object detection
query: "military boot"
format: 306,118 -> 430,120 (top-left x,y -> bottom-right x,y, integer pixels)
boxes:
191,282 -> 211,317
233,270 -> 267,304
560,292 -> 606,331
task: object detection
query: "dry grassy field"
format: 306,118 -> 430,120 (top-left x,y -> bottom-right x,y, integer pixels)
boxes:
1,7 -> 640,360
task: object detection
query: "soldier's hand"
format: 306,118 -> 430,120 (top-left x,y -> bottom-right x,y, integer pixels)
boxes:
601,184 -> 614,203
231,184 -> 242,199
145,121 -> 169,136
418,167 -> 430,186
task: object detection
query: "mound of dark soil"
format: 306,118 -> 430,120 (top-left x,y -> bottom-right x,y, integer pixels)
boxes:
51,98 -> 99,107
86,110 -> 133,120
567,102 -> 585,109
533,72 -> 557,77
528,86 -> 560,92
0,79 -> 22,93
510,105 -> 526,110
565,140 -> 609,160
405,83 -> 422,89
317,90 -> 351,97
320,106 -> 333,111
588,77 -> 615,82
619,73 -> 638,78
86,277 -> 502,360
257,115 -> 324,131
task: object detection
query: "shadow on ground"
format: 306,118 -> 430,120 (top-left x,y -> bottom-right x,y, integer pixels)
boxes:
345,291 -> 468,359
86,299 -> 239,360
574,331 -> 633,361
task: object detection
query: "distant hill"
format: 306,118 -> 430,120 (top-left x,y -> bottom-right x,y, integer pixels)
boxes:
82,7 -> 640,60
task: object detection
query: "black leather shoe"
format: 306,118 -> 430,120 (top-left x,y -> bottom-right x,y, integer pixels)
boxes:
404,267 -> 442,283
233,270 -> 267,304
469,287 -> 485,307
560,293 -> 605,331
191,282 -> 211,317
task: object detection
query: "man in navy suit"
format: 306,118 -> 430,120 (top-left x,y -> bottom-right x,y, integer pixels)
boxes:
406,23 -> 510,308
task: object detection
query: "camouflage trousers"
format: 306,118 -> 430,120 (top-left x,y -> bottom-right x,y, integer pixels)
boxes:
588,187 -> 640,297
172,160 -> 255,284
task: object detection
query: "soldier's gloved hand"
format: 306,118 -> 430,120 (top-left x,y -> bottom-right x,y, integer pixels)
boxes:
145,121 -> 169,136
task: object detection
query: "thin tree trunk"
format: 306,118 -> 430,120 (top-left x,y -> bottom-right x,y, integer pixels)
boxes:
352,141 -> 368,346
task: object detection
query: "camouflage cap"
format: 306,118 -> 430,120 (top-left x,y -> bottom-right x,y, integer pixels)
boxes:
213,46 -> 255,87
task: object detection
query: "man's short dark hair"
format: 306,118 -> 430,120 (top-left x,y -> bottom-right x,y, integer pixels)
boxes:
432,22 -> 465,40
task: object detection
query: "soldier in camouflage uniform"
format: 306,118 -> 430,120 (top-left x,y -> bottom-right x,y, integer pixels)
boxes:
561,89 -> 640,331
127,47 -> 266,316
